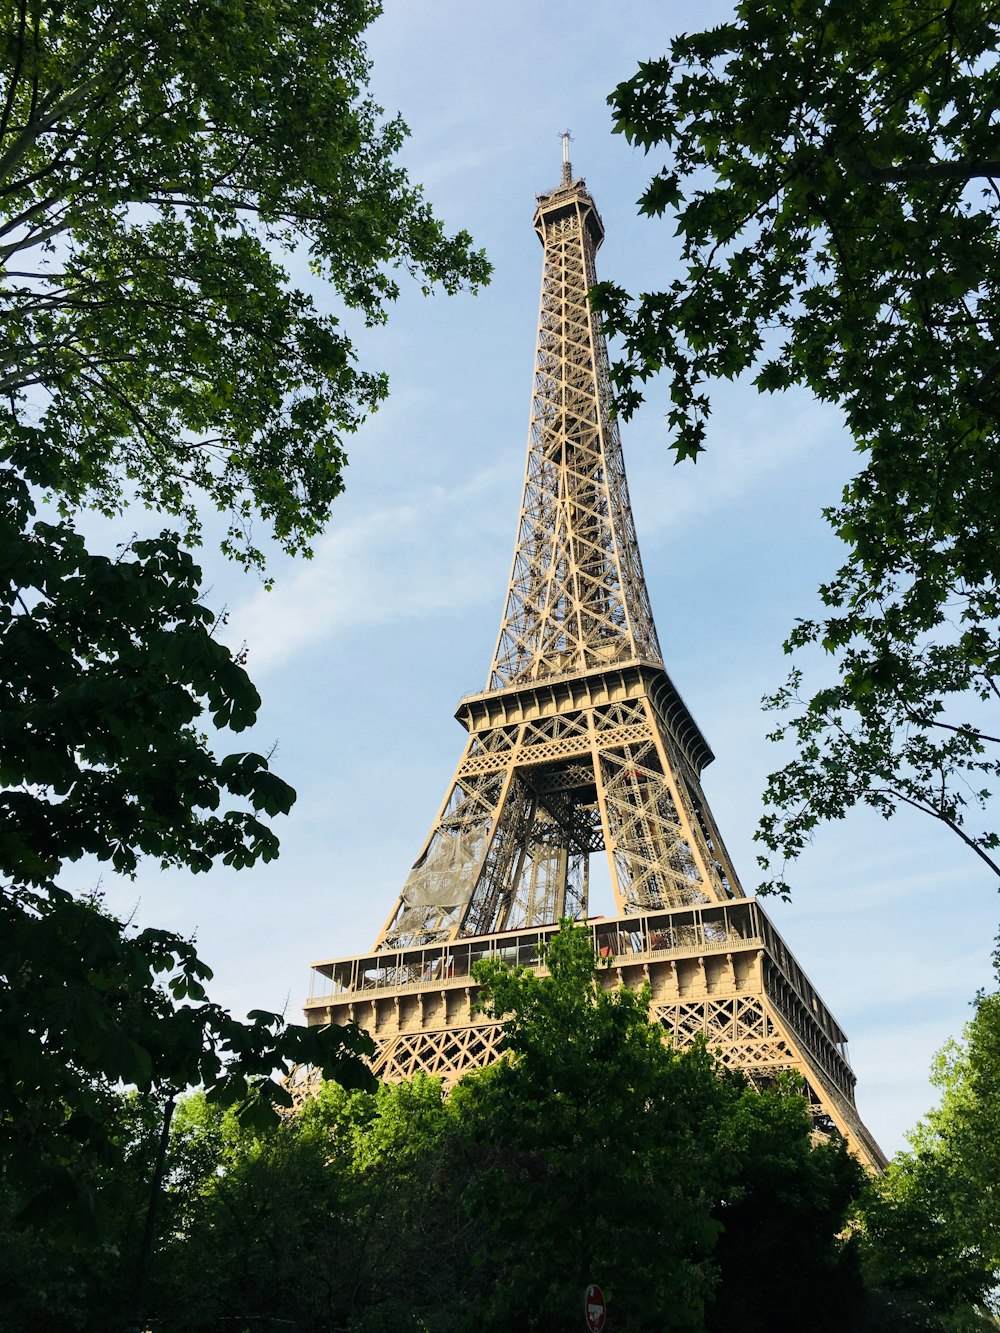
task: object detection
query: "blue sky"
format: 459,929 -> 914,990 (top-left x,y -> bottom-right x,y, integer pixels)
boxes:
71,2 -> 999,1155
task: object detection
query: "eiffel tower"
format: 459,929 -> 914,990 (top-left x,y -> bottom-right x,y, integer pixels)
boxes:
305,143 -> 884,1170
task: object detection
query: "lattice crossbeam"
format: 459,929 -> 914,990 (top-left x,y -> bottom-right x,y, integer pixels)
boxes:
373,1024 -> 507,1086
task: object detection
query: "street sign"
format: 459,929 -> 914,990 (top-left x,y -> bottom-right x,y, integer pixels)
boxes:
584,1283 -> 606,1331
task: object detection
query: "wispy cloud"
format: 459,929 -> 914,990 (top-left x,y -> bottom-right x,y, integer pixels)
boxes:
627,387 -> 849,542
228,465 -> 510,673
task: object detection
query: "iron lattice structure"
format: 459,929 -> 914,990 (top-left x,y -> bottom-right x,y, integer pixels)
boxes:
306,161 -> 884,1170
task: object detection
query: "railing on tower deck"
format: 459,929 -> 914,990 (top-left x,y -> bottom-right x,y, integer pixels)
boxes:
305,900 -> 850,1065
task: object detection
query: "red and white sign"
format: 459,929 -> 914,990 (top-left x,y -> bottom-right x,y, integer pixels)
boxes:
584,1283 -> 606,1332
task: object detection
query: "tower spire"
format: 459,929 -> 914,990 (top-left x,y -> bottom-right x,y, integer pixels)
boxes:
560,128 -> 573,185
489,165 -> 660,689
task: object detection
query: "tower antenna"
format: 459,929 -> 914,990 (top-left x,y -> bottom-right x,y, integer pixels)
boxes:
560,129 -> 573,185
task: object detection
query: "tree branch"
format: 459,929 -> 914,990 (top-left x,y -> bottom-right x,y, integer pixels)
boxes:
858,158 -> 1000,183
889,786 -> 1000,877
0,0 -> 29,147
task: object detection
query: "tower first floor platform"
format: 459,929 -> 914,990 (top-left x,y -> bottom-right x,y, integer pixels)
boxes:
305,898 -> 885,1172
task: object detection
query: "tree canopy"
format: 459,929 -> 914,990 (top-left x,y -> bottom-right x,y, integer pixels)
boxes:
1,924 -> 876,1332
593,0 -> 1000,888
9,922 -> 997,1331
458,923 -> 865,1333
1,0 -> 489,564
0,0 -> 487,1217
859,973 -> 1000,1328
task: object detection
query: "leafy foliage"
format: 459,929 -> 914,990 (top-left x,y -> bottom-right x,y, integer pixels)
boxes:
15,925 -> 999,1332
463,925 -> 724,1331
1,0 -> 484,1243
0,882 -> 377,1217
0,1092 -> 166,1329
459,922 -> 865,1333
157,1076 -> 526,1333
0,0 -> 489,565
1,469 -> 293,886
1,460 -> 377,1213
594,0 -> 1000,885
858,977 -> 1000,1329
707,1075 -> 864,1332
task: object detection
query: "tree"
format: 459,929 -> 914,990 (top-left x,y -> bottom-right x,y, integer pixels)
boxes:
706,1075 -> 864,1333
460,924 -> 722,1332
0,882 -> 375,1209
860,1155 -> 997,1331
145,1078 -> 466,1332
151,1088 -> 373,1331
1,0 -> 489,564
0,466 -> 378,1238
915,983 -> 1000,1281
593,0 -> 1000,889
0,0 -> 487,1227
458,922 -> 865,1333
858,978 -> 1000,1329
0,472 -> 294,890
0,1091 -> 167,1330
73,926 -> 874,1333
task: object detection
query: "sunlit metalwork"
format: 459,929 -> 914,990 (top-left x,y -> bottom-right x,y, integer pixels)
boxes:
305,161 -> 884,1170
